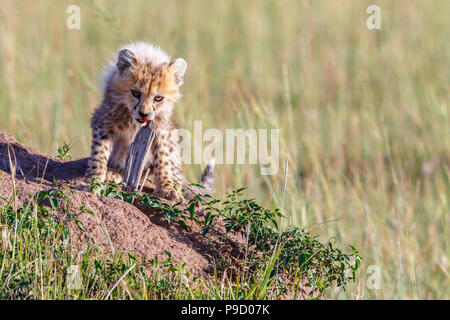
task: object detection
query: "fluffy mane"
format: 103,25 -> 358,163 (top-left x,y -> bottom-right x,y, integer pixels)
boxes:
100,42 -> 171,92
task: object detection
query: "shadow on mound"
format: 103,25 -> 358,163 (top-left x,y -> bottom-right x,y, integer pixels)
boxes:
0,132 -> 88,185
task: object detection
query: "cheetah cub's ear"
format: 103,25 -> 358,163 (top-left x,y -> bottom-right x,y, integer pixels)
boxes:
116,49 -> 137,74
169,58 -> 187,86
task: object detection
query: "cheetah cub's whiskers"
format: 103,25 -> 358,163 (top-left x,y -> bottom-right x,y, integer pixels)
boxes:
80,42 -> 214,200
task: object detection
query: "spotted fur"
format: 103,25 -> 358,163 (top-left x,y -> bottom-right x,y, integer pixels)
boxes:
82,42 -> 214,200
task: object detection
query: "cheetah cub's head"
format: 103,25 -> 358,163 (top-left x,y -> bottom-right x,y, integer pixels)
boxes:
111,42 -> 187,126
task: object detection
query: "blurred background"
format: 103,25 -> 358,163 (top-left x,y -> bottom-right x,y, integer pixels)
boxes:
0,0 -> 448,299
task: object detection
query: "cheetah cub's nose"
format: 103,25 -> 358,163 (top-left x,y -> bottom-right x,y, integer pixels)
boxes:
138,111 -> 150,118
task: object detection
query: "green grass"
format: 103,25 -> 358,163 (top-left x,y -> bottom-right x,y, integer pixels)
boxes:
0,0 -> 449,299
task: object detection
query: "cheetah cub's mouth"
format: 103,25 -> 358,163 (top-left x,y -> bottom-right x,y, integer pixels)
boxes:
134,118 -> 152,126
135,117 -> 150,125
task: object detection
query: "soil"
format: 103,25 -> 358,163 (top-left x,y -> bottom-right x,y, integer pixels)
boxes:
0,131 -> 244,277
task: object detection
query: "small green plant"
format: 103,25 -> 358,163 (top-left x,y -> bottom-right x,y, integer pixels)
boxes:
56,142 -> 72,160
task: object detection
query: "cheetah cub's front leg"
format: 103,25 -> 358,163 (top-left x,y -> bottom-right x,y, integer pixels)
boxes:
81,126 -> 114,188
153,132 -> 183,200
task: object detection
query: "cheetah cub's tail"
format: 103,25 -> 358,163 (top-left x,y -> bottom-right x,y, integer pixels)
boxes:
184,158 -> 215,200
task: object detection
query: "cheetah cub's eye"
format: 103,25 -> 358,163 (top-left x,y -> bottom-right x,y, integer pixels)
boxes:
154,95 -> 164,103
131,89 -> 141,99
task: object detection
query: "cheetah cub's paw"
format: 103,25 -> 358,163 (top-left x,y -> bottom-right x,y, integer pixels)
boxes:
155,187 -> 183,201
105,169 -> 123,185
75,180 -> 91,192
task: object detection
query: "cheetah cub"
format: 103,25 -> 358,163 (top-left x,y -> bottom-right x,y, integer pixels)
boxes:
82,42 -> 214,200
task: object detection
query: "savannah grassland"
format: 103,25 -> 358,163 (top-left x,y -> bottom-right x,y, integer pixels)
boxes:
0,0 -> 448,299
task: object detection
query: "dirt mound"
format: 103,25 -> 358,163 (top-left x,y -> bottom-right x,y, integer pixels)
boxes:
0,132 -> 243,276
